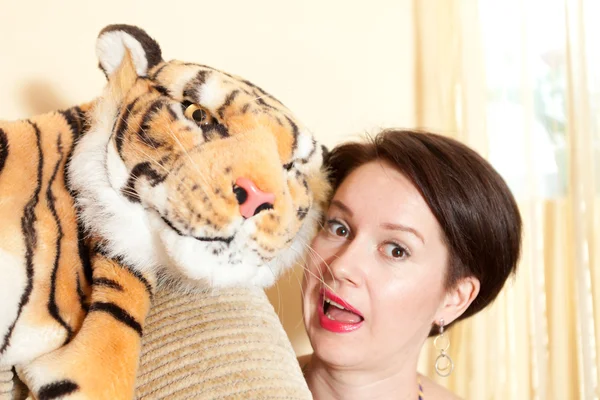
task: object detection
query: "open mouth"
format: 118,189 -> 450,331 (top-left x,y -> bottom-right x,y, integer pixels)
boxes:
318,288 -> 364,333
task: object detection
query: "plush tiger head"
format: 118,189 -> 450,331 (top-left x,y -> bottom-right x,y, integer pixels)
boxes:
69,25 -> 330,288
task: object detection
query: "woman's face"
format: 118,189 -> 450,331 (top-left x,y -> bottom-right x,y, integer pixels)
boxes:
302,161 -> 450,370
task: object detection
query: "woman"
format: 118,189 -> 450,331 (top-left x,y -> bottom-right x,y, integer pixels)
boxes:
300,129 -> 522,399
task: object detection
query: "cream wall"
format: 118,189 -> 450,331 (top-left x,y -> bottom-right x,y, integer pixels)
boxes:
0,0 -> 417,355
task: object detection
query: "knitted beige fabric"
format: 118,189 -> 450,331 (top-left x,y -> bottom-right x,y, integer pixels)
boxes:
135,286 -> 312,400
0,367 -> 13,400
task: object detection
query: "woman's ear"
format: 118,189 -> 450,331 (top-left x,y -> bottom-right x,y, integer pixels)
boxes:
436,276 -> 480,325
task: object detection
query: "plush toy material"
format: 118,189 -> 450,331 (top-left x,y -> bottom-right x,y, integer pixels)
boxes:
135,287 -> 311,399
0,24 -> 328,399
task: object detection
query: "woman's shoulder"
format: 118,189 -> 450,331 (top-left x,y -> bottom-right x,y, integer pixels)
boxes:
419,374 -> 463,400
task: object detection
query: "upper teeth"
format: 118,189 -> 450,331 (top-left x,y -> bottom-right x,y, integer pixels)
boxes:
325,298 -> 346,310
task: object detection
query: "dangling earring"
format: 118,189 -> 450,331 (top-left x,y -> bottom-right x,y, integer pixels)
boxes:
434,318 -> 454,377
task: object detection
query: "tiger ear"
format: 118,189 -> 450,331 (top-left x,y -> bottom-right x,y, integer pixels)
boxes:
96,25 -> 163,95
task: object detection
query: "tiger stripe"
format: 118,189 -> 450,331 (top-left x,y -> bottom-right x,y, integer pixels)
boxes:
88,302 -> 143,336
92,277 -> 124,291
137,98 -> 166,148
60,107 -> 94,291
217,90 -> 240,120
0,128 -> 8,173
38,380 -> 79,400
46,133 -> 74,344
93,245 -> 155,298
1,23 -> 329,399
114,97 -> 138,155
0,122 -> 42,356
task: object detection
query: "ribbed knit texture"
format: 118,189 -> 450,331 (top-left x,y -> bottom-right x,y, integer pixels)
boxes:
135,286 -> 311,399
2,287 -> 309,399
0,368 -> 13,400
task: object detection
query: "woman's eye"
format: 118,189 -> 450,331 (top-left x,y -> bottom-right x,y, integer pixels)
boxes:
381,243 -> 409,260
183,102 -> 213,125
327,220 -> 349,237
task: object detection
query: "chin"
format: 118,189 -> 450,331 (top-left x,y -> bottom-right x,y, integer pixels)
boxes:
311,337 -> 365,368
305,320 -> 362,366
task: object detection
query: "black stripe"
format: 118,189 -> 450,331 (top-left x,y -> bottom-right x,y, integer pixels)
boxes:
92,277 -> 124,291
217,90 -> 239,120
202,123 -> 229,142
298,138 -> 318,165
151,62 -> 169,80
297,206 -> 309,220
161,215 -> 233,244
0,122 -> 42,355
0,128 -> 8,174
58,106 -> 88,139
152,84 -> 170,97
74,106 -> 90,135
166,104 -> 178,121
161,216 -> 184,236
58,109 -> 81,138
121,161 -> 167,203
241,79 -> 284,106
99,25 -> 162,72
76,272 -> 89,312
114,98 -> 138,156
285,116 -> 299,152
89,302 -> 143,336
38,380 -> 79,400
183,70 -> 209,101
77,220 -> 93,286
137,99 -> 166,148
61,108 -> 93,287
256,96 -> 278,110
46,134 -> 74,344
94,245 -> 154,298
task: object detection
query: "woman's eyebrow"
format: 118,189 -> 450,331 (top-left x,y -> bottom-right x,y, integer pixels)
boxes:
329,200 -> 353,216
380,222 -> 425,244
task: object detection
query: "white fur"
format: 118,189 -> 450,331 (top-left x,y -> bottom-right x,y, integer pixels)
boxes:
295,130 -> 315,160
294,130 -> 324,177
171,66 -> 205,99
145,181 -> 169,212
198,74 -> 227,111
0,248 -> 27,363
253,206 -> 322,287
96,31 -> 149,77
68,91 -> 274,288
151,211 -> 264,287
68,61 -> 323,290
106,140 -> 129,189
68,93 -> 166,274
1,322 -> 65,368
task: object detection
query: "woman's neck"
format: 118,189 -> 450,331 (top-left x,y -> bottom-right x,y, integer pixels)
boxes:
304,354 -> 421,400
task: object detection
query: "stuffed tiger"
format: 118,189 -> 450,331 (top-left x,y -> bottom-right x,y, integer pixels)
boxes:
0,24 -> 330,399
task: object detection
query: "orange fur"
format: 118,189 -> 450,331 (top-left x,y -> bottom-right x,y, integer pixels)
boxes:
1,24 -> 330,399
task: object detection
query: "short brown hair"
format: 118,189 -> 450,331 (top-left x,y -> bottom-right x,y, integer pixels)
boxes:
325,129 -> 522,331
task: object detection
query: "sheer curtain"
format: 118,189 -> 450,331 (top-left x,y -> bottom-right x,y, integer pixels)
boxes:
414,0 -> 600,399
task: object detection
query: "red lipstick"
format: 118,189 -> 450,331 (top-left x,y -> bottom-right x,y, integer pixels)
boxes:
318,288 -> 364,333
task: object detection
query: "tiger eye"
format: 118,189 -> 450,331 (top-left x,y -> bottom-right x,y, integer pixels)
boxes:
184,103 -> 212,125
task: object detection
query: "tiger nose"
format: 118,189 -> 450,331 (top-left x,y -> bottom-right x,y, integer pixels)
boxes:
234,178 -> 275,219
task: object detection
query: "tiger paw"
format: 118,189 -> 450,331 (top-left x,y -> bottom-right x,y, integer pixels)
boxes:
18,313 -> 141,400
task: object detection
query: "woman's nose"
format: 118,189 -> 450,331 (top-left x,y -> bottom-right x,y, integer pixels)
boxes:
326,243 -> 365,287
